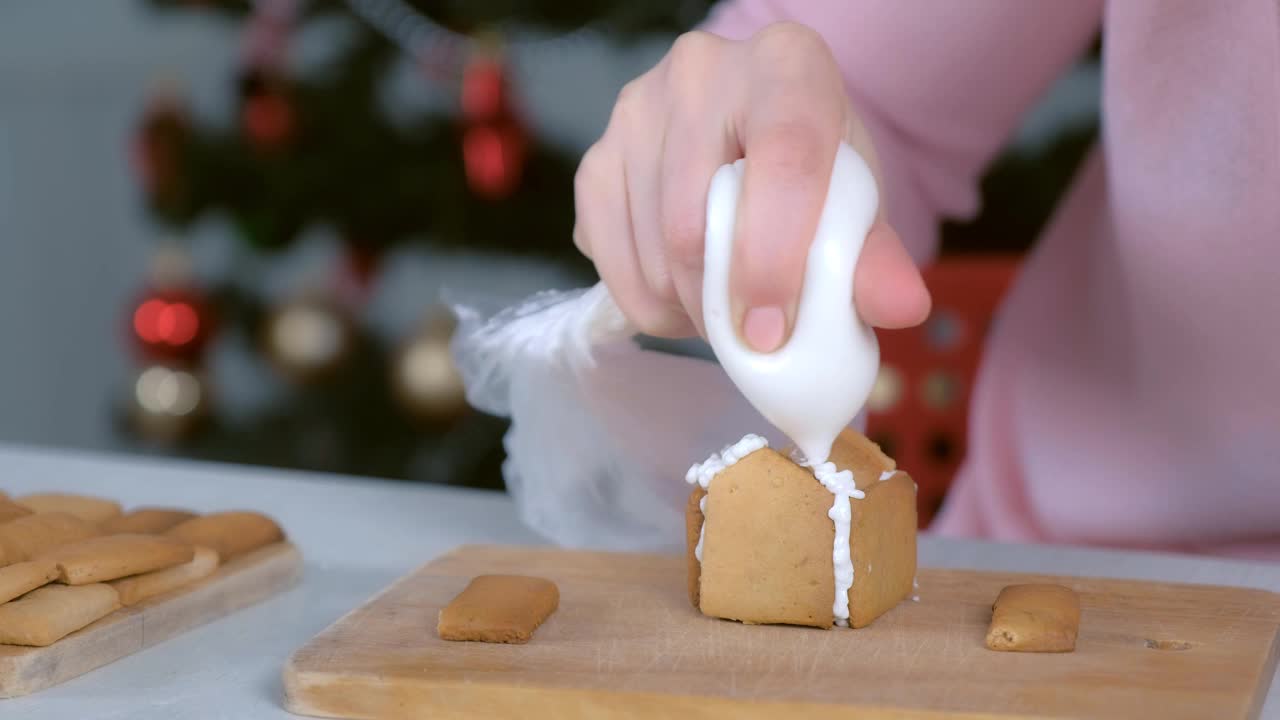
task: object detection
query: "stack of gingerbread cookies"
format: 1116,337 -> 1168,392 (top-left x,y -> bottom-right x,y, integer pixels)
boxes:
0,491 -> 283,647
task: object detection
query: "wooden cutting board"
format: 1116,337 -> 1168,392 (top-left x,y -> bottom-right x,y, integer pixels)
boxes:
284,544 -> 1280,720
0,541 -> 302,698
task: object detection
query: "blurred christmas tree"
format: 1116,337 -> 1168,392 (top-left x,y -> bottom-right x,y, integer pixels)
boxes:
120,0 -> 712,488
120,0 -> 1096,491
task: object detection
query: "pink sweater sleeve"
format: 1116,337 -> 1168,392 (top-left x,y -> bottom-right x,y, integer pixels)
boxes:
702,1 -> 1103,262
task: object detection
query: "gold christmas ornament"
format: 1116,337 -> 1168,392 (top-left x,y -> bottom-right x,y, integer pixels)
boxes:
129,365 -> 208,442
867,364 -> 904,413
393,313 -> 468,423
263,296 -> 354,382
920,370 -> 961,410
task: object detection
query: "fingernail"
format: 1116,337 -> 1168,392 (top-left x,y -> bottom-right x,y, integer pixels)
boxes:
743,306 -> 786,352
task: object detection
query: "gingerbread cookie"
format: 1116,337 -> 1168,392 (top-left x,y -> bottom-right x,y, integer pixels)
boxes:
697,447 -> 837,628
438,575 -> 559,644
166,511 -> 283,560
847,471 -> 917,628
111,546 -> 219,606
0,583 -> 121,646
17,493 -> 122,525
101,508 -> 197,535
0,558 -> 59,604
985,584 -> 1081,653
0,498 -> 33,524
0,512 -> 100,566
45,534 -> 195,585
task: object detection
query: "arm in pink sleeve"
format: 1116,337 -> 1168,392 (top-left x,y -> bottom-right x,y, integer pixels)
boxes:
702,0 -> 1103,262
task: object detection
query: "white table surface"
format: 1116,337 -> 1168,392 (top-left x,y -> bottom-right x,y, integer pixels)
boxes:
3,442 -> 1278,720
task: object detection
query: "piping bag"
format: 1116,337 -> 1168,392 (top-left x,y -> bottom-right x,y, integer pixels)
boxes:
451,142 -> 880,551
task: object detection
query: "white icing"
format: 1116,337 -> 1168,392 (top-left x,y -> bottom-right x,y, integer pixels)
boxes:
688,434 -> 769,565
694,496 -> 707,562
810,461 -> 864,625
685,434 -> 769,490
911,595 -> 920,602
702,142 -> 881,467
879,470 -> 896,482
812,462 -> 867,502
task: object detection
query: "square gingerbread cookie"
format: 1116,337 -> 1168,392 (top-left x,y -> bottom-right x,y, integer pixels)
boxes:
438,575 -> 559,644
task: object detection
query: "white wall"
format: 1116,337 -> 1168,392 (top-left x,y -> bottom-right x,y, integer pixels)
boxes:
0,4 -> 231,451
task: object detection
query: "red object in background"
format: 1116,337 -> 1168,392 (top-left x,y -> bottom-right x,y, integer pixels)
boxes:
130,288 -> 214,365
461,57 -> 509,121
865,256 -> 1019,528
333,244 -> 381,305
239,68 -> 296,152
132,97 -> 189,199
463,119 -> 526,199
345,245 -> 380,288
243,92 -> 295,150
460,55 -> 526,199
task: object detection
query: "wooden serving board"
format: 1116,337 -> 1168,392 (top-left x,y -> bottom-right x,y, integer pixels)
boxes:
0,541 -> 302,698
284,544 -> 1280,720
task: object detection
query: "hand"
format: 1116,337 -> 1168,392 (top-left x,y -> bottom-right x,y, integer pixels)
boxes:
573,22 -> 931,351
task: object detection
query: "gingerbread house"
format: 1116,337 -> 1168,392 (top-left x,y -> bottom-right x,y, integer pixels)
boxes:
685,428 -> 917,629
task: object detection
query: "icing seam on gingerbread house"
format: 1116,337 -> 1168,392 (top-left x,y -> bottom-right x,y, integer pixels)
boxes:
686,434 -> 770,563
685,434 -> 769,490
810,461 -> 865,626
694,495 -> 708,561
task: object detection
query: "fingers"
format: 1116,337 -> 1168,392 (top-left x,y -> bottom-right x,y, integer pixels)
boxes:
572,221 -> 591,259
620,83 -> 679,321
730,24 -> 849,351
660,125 -> 728,339
854,221 -> 932,329
577,31 -> 730,339
575,140 -> 694,337
576,23 -> 929,344
659,33 -> 736,338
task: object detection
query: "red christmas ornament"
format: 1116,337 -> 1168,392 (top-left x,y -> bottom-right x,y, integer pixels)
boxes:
459,53 -> 526,199
129,288 -> 213,364
461,57 -> 508,121
463,119 -> 526,199
244,93 -> 295,149
239,68 -> 296,151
